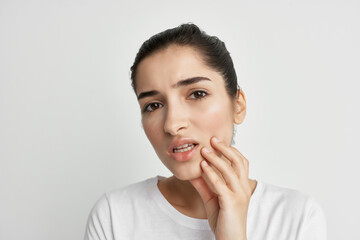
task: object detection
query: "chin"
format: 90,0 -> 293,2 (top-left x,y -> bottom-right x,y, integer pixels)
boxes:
172,166 -> 203,181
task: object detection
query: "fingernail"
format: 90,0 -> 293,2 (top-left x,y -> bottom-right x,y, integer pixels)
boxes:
213,137 -> 220,142
203,147 -> 211,153
201,160 -> 209,167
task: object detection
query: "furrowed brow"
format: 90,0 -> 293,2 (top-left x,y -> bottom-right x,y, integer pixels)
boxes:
171,76 -> 211,88
137,90 -> 159,100
137,76 -> 211,100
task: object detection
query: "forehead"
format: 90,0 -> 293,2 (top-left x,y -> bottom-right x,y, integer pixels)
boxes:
135,45 -> 223,93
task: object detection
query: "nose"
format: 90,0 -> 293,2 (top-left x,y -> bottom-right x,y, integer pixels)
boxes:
163,103 -> 188,135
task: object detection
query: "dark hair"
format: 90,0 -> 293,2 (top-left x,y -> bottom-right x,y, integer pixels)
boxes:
130,23 -> 239,98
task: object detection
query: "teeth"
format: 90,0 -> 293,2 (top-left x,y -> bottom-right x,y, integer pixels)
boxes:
173,144 -> 195,153
174,143 -> 192,150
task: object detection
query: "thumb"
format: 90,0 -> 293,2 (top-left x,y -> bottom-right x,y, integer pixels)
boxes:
189,176 -> 216,204
190,176 -> 220,226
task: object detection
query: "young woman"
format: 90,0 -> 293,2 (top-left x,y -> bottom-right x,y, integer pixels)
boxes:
84,24 -> 327,240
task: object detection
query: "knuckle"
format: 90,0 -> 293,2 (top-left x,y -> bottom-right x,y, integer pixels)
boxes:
215,140 -> 226,149
213,177 -> 222,186
229,145 -> 237,151
244,158 -> 249,167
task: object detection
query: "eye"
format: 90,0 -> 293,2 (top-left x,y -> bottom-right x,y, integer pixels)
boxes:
189,90 -> 208,99
143,102 -> 163,113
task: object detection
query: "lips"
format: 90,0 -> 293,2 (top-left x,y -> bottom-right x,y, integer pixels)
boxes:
168,138 -> 199,162
168,138 -> 199,153
173,143 -> 196,153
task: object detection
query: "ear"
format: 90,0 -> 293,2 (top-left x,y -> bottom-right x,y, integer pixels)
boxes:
233,89 -> 247,125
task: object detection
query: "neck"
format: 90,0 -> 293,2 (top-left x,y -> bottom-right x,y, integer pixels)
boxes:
157,175 -> 258,219
157,175 -> 208,219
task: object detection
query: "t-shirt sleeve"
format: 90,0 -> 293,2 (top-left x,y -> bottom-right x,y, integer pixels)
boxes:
299,197 -> 327,240
84,194 -> 114,240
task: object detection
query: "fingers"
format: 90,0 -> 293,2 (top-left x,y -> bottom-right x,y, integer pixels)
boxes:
198,136 -> 251,198
189,176 -> 220,221
236,150 -> 250,180
201,147 -> 240,192
210,137 -> 249,181
200,160 -> 231,195
189,176 -> 214,204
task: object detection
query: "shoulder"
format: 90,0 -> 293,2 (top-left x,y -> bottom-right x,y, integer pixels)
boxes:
255,181 -> 320,210
106,176 -> 155,202
84,176 -> 158,240
93,176 -> 157,211
252,181 -> 327,239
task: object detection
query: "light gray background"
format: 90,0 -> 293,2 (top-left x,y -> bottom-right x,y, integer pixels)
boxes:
1,0 -> 359,239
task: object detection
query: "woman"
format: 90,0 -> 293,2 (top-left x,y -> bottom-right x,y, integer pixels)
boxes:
84,24 -> 327,240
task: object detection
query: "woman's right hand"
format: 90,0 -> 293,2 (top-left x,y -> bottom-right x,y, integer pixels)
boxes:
190,137 -> 252,240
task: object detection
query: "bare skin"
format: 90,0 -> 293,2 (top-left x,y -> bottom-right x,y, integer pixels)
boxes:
158,176 -> 208,219
136,44 -> 258,239
158,170 -> 257,220
158,137 -> 257,240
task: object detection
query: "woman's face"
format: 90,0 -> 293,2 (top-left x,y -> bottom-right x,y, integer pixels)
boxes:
135,45 -> 245,181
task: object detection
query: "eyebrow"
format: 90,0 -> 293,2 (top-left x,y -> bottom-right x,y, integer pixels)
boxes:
137,76 -> 211,100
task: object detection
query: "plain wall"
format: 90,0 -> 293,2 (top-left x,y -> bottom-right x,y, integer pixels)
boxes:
0,0 -> 359,239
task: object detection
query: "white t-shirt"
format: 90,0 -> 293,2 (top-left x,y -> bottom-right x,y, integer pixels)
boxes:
84,176 -> 327,240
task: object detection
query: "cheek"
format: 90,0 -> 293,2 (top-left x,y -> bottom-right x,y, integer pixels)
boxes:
194,99 -> 234,141
142,118 -> 162,147
142,113 -> 172,159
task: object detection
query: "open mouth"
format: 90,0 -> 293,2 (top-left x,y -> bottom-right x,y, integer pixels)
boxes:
173,143 -> 198,153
